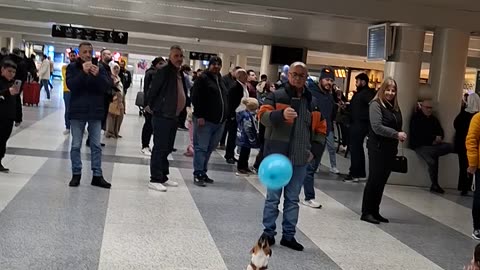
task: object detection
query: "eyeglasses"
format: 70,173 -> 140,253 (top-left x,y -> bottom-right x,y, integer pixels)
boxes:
289,72 -> 306,80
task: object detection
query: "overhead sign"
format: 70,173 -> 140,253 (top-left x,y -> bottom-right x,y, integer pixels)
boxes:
189,51 -> 217,61
51,24 -> 128,45
367,23 -> 390,61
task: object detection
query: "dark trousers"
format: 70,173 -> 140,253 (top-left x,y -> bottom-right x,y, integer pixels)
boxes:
150,116 -> 177,183
458,149 -> 473,192
415,143 -> 453,185
237,147 -> 251,170
253,123 -> 266,170
361,147 -> 394,215
142,112 -> 153,148
0,119 -> 14,162
473,171 -> 480,230
224,117 -> 238,159
337,122 -> 349,147
349,123 -> 369,178
178,106 -> 187,128
219,124 -> 228,147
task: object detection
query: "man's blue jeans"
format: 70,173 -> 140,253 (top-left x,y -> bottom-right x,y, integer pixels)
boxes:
63,92 -> 71,129
192,117 -> 225,177
326,131 -> 337,168
40,79 -> 50,99
263,165 -> 308,241
70,120 -> 102,177
303,141 -> 327,201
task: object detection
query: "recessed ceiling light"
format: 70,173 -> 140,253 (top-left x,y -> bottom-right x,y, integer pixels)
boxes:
153,13 -> 206,21
156,3 -> 218,12
89,6 -> 141,13
228,11 -> 292,20
25,0 -> 77,6
201,26 -> 247,33
36,8 -> 88,15
148,20 -> 196,28
118,0 -> 145,3
212,20 -> 261,27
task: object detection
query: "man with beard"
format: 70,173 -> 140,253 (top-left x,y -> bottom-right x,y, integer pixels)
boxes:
246,69 -> 257,98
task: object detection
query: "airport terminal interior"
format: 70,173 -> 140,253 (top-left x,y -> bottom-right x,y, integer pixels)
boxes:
1,0 -> 480,269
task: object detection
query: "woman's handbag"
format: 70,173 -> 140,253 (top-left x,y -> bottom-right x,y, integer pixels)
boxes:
392,143 -> 408,173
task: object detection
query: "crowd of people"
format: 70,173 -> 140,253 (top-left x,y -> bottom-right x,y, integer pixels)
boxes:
3,42 -> 480,255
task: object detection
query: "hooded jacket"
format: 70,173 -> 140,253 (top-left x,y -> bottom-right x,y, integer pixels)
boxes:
191,71 -> 228,124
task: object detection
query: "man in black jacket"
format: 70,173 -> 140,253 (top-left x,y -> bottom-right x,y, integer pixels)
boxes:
0,60 -> 22,173
146,45 -> 188,192
191,56 -> 228,187
410,100 -> 453,194
345,73 -> 376,182
119,60 -> 132,94
224,69 -> 249,164
141,57 -> 165,156
219,65 -> 242,149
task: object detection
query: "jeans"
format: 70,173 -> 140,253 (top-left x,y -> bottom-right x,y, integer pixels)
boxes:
349,123 -> 369,178
473,171 -> 480,230
40,79 -> 50,99
70,120 -> 102,176
224,117 -> 238,160
150,116 -> 177,183
415,143 -> 453,185
303,141 -> 327,200
361,147 -> 394,215
326,131 -> 337,168
141,112 -> 153,149
263,165 -> 307,240
63,92 -> 71,129
193,117 -> 225,176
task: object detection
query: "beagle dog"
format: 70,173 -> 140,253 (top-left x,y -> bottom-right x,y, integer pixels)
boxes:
247,235 -> 272,270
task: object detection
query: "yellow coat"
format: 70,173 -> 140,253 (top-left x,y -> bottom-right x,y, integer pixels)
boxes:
466,113 -> 480,167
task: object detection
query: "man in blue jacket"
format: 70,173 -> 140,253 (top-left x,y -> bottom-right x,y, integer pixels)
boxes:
66,42 -> 112,189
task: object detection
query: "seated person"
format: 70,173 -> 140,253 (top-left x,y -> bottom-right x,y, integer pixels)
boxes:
410,100 -> 453,194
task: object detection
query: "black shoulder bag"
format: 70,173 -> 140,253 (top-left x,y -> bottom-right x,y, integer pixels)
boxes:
392,142 -> 408,173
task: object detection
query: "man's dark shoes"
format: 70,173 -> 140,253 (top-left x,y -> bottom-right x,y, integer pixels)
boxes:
260,233 -> 275,246
194,175 -> 206,187
430,184 -> 445,194
69,175 -> 81,187
361,214 -> 380,224
280,237 -> 304,251
0,164 -> 9,173
204,175 -> 214,184
226,158 -> 236,164
91,176 -> 111,189
373,213 -> 389,223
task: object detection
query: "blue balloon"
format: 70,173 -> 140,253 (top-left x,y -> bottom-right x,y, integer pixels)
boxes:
258,154 -> 293,190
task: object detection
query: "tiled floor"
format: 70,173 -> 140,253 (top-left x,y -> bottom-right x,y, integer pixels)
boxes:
0,81 -> 476,270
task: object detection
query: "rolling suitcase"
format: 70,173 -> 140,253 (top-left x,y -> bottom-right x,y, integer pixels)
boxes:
23,81 -> 40,106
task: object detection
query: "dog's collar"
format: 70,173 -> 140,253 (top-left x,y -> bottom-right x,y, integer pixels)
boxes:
250,262 -> 268,270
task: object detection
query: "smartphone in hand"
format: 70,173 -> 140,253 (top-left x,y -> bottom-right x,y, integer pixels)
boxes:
291,97 -> 301,112
14,80 -> 22,90
92,58 -> 98,66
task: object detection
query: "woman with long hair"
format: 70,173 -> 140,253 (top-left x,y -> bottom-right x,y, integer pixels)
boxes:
361,77 -> 407,224
455,93 -> 480,196
105,63 -> 124,139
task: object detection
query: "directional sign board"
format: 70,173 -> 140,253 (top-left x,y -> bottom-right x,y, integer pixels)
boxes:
189,51 -> 217,61
51,24 -> 128,45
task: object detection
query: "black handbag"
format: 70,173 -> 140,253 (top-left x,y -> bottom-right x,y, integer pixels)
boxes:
391,143 -> 408,173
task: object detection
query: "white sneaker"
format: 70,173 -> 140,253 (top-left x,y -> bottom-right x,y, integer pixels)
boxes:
141,147 -> 152,156
330,167 -> 340,174
164,180 -> 178,187
302,199 -> 322,209
148,182 -> 167,192
63,129 -> 70,135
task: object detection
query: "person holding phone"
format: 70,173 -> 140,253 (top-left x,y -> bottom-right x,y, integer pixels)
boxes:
0,60 -> 22,173
66,42 -> 112,189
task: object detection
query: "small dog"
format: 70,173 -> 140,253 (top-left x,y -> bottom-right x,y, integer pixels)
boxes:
247,235 -> 272,270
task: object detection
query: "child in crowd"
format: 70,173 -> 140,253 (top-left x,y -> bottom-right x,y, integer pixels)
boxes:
466,243 -> 480,270
236,98 -> 260,175
184,106 -> 194,157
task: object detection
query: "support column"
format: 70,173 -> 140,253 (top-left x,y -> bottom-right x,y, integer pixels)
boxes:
384,26 -> 425,137
236,54 -> 247,69
429,28 -> 470,142
218,52 -> 231,75
260,45 -> 279,81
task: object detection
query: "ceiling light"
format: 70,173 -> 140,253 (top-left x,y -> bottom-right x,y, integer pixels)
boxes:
118,0 -> 145,3
0,4 -> 34,10
212,20 -> 261,27
201,26 -> 247,33
156,3 -> 218,12
148,20 -> 196,28
25,0 -> 77,6
89,6 -> 141,13
153,13 -> 206,21
228,11 -> 292,20
36,8 -> 88,15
